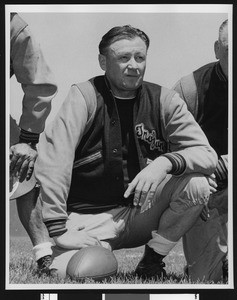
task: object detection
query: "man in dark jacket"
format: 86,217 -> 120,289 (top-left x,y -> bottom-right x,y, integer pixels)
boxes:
173,19 -> 228,283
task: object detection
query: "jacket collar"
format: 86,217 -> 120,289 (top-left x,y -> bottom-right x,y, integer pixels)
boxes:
215,62 -> 227,82
104,75 -> 143,98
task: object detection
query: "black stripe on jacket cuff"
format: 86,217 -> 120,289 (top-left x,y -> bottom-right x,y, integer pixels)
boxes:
161,153 -> 186,175
19,128 -> 40,144
45,219 -> 67,238
214,156 -> 228,182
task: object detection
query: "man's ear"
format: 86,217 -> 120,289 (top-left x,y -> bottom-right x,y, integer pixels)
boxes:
214,40 -> 220,60
98,54 -> 106,71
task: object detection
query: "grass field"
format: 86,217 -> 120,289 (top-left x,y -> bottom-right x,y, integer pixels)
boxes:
8,236 -> 223,285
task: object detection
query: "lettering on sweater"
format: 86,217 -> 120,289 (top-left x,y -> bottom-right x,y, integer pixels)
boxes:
135,123 -> 165,151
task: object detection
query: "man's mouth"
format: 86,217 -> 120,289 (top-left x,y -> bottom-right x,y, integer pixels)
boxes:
126,73 -> 139,78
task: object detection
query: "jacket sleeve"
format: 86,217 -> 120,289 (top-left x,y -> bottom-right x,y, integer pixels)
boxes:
214,154 -> 228,190
160,87 -> 218,175
35,85 -> 92,237
11,15 -> 58,134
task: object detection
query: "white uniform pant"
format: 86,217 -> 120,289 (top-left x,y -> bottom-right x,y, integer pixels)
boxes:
50,173 -> 210,278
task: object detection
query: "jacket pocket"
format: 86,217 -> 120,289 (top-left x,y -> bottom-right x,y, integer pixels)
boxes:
73,151 -> 102,169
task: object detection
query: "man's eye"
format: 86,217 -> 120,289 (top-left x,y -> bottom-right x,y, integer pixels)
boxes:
119,56 -> 129,61
136,56 -> 145,62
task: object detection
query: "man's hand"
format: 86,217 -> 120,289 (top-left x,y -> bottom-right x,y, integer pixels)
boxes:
206,173 -> 218,194
10,143 -> 37,181
200,204 -> 210,222
53,227 -> 102,250
124,156 -> 172,212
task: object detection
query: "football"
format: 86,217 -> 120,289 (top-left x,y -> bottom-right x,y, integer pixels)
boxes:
66,246 -> 118,281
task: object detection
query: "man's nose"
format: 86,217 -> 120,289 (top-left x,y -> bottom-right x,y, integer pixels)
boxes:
127,57 -> 138,69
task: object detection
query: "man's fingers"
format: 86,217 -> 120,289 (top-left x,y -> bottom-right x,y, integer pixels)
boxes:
18,158 -> 31,182
133,181 -> 145,206
200,204 -> 210,222
210,186 -> 217,194
206,176 -> 217,187
138,191 -> 148,207
140,183 -> 157,213
85,239 -> 100,247
149,182 -> 158,205
206,175 -> 217,195
10,154 -> 21,173
87,235 -> 102,246
124,179 -> 138,198
26,160 -> 35,180
10,156 -> 24,176
133,190 -> 141,206
209,173 -> 216,180
10,144 -> 37,174
139,182 -> 151,207
209,178 -> 217,188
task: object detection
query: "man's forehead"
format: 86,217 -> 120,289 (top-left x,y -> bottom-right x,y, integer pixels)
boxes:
109,37 -> 147,53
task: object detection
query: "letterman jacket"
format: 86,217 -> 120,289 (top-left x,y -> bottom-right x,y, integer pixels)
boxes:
10,13 -> 58,139
35,75 -> 218,237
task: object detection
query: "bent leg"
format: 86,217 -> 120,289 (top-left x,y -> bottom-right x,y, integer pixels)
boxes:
183,189 -> 228,283
133,174 -> 211,279
111,174 -> 208,250
48,174 -> 209,279
16,187 -> 50,245
146,174 -> 209,256
111,175 -> 171,250
16,187 -> 52,261
49,184 -> 170,280
156,174 -> 209,242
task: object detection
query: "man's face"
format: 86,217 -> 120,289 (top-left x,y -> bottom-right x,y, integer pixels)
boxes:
99,37 -> 147,98
215,26 -> 228,77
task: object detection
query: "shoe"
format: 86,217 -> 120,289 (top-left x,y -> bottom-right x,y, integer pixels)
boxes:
222,258 -> 228,283
37,255 -> 54,276
135,245 -> 167,280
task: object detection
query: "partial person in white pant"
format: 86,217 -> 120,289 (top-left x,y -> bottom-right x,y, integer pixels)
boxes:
9,12 -> 58,274
34,25 -> 218,279
173,19 -> 229,283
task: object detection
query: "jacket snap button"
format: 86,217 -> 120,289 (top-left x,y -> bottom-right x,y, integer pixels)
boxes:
113,148 -> 118,153
111,120 -> 116,125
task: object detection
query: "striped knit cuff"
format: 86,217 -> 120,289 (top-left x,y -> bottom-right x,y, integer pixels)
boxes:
161,152 -> 186,175
45,219 -> 68,238
19,128 -> 40,144
214,156 -> 228,183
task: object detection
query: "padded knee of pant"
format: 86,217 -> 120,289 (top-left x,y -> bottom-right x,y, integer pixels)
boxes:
171,174 -> 210,209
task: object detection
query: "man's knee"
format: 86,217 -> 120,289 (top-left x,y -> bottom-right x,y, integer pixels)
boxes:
169,174 -> 210,212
